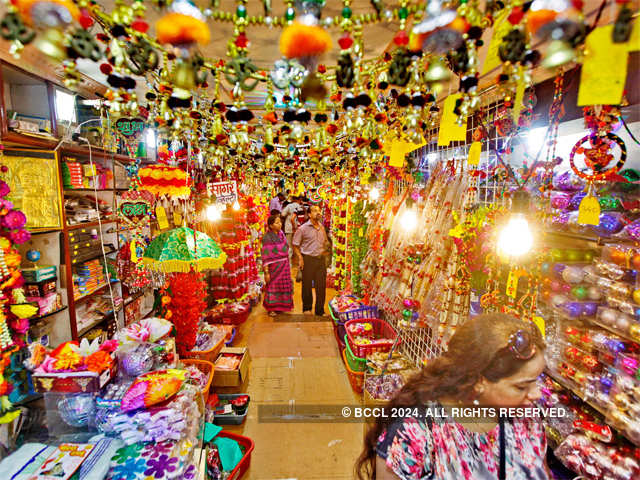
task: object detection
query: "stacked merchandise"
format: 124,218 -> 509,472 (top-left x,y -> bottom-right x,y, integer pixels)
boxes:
73,259 -> 108,300
62,159 -> 84,189
330,197 -> 349,290
362,163 -> 475,344
209,209 -> 259,320
349,200 -> 369,297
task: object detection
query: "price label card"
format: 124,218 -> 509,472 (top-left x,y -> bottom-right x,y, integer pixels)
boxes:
506,270 -> 521,299
173,211 -> 183,226
467,141 -> 482,166
437,94 -> 467,146
155,206 -> 169,230
130,241 -> 138,262
577,195 -> 600,225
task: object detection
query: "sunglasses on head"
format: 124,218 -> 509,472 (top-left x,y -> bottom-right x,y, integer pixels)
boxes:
506,329 -> 536,360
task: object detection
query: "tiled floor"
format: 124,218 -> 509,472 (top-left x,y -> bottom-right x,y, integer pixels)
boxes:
217,282 -> 363,480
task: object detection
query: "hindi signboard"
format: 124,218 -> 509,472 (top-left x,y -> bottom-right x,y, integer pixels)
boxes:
209,181 -> 238,205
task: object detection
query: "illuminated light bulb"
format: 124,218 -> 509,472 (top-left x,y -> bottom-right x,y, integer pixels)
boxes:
232,200 -> 241,211
497,214 -> 533,257
206,204 -> 221,221
369,187 -> 380,201
401,207 -> 418,232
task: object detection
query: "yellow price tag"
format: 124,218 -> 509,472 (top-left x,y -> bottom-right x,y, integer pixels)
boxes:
532,316 -> 546,338
130,241 -> 138,262
156,206 -> 169,230
358,227 -> 363,236
482,10 -> 512,75
578,25 -> 629,106
173,211 -> 183,226
512,67 -> 526,123
577,195 -> 600,226
467,141 -> 482,166
437,94 -> 467,147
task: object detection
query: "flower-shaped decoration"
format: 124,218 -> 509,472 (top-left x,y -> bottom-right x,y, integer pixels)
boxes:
111,457 -> 147,480
142,440 -> 174,459
111,443 -> 145,465
144,454 -> 178,479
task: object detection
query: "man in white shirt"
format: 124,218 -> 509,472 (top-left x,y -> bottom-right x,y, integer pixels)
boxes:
280,196 -> 301,260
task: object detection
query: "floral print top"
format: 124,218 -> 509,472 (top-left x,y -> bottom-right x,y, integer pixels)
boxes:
376,409 -> 548,480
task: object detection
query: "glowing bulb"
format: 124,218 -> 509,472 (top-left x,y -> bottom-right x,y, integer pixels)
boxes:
527,127 -> 547,151
369,187 -> 380,201
206,204 -> 221,221
232,200 -> 240,211
497,214 -> 533,257
401,208 -> 418,232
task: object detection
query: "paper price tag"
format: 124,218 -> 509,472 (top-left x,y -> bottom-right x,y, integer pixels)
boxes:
174,211 -> 183,226
482,10 -> 512,75
437,94 -> 467,146
467,141 -> 482,166
532,316 -> 545,338
577,195 -> 600,226
130,241 -> 138,262
155,206 -> 169,230
578,25 -> 629,106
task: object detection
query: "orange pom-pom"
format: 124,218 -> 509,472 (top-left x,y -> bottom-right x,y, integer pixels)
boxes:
156,12 -> 210,46
527,10 -> 558,37
280,22 -> 332,59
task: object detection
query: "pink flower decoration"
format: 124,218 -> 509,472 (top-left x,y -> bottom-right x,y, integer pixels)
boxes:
2,210 -> 26,229
38,356 -> 58,373
10,229 -> 30,244
10,318 -> 29,334
0,181 -> 9,198
125,323 -> 151,343
99,339 -> 119,352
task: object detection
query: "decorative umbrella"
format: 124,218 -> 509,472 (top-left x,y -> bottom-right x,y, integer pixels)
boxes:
141,227 -> 227,273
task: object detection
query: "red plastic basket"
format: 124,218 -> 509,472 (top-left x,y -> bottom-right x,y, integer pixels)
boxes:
208,304 -> 251,325
342,349 -> 364,394
216,430 -> 254,480
345,318 -> 398,358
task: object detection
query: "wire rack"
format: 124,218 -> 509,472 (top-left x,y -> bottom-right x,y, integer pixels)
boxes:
384,102 -> 514,366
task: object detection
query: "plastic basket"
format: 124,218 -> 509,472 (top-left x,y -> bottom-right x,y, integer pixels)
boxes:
333,322 -> 346,352
210,307 -> 250,325
225,327 -> 237,346
344,335 -> 367,372
214,431 -> 254,480
212,394 -> 250,425
181,358 -> 214,404
183,332 -> 226,363
345,318 -> 398,358
338,305 -> 379,324
342,348 -> 364,394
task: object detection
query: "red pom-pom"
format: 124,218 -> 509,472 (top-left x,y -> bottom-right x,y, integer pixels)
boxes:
393,30 -> 409,47
235,32 -> 249,48
79,9 -> 94,29
508,7 -> 524,25
132,18 -> 149,33
99,63 -> 113,75
338,34 -> 353,50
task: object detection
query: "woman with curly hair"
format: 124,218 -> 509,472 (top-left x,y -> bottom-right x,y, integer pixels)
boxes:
356,313 -> 550,480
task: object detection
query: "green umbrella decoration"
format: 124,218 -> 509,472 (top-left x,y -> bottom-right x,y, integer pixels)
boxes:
142,227 -> 227,273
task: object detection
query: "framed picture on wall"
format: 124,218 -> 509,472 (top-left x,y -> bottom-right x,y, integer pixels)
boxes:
2,149 -> 63,230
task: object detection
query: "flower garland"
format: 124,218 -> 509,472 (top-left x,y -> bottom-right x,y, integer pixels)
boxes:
138,165 -> 192,199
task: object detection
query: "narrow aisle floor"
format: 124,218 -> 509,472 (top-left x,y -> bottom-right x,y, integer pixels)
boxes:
219,281 -> 363,480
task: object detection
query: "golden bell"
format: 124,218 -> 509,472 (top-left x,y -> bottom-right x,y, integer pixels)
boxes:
172,61 -> 196,92
424,58 -> 452,82
542,40 -> 575,69
35,28 -> 67,62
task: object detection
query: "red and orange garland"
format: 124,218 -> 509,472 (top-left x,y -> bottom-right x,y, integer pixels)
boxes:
138,165 -> 192,199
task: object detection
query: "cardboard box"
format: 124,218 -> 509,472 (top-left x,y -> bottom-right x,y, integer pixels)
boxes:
22,265 -> 57,283
33,361 -> 117,393
212,347 -> 250,387
24,278 -> 57,297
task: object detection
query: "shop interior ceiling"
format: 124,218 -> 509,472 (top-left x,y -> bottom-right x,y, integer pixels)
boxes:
0,0 -> 627,112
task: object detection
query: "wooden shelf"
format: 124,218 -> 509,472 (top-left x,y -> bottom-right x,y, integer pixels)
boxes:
28,228 -> 62,235
30,306 -> 68,322
74,280 -> 120,303
60,144 -> 135,163
2,131 -> 58,149
65,218 -> 116,231
77,316 -> 108,337
71,248 -> 117,266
